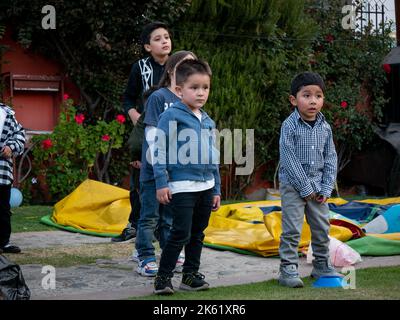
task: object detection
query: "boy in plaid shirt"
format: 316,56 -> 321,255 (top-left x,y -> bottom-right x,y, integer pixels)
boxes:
278,72 -> 341,288
0,102 -> 25,254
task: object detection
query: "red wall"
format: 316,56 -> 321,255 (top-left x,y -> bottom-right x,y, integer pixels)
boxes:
0,26 -> 80,132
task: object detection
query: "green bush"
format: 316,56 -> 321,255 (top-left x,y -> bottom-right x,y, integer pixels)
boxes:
30,97 -> 126,200
173,0 -> 393,198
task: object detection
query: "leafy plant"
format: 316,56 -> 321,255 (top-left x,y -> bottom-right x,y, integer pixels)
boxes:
308,0 -> 393,171
173,0 -> 393,198
30,97 -> 126,199
0,0 -> 191,118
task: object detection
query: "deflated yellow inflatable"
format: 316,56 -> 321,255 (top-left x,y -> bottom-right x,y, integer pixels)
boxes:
52,179 -> 130,235
48,179 -> 400,256
204,200 -> 353,257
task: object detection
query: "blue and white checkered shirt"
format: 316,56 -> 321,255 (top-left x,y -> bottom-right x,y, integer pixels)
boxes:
279,108 -> 337,198
0,103 -> 25,185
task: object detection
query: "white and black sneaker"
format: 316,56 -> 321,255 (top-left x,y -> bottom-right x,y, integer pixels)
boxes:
1,243 -> 21,254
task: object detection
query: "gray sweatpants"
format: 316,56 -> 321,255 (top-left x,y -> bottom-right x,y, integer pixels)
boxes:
279,183 -> 330,267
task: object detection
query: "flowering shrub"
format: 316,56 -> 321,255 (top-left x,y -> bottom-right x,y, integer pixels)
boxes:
308,0 -> 393,172
174,0 -> 393,198
31,97 -> 126,200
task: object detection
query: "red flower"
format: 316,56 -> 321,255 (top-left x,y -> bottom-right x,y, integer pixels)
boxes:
74,114 -> 85,125
115,114 -> 126,124
383,64 -> 391,74
325,34 -> 334,43
63,93 -> 70,100
340,101 -> 348,108
42,138 -> 53,150
101,134 -> 110,142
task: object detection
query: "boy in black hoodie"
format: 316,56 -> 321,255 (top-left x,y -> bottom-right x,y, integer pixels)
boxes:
112,21 -> 172,242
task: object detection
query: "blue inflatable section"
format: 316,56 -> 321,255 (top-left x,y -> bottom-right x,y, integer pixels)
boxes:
328,202 -> 392,223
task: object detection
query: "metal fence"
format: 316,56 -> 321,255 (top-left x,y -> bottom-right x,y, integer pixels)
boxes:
308,0 -> 388,35
355,0 -> 387,35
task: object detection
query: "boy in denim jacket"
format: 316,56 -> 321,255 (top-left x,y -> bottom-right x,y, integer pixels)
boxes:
152,60 -> 221,294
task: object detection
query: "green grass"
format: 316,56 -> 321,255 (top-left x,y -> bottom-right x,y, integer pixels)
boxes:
2,242 -> 133,267
11,206 -> 56,232
132,266 -> 400,300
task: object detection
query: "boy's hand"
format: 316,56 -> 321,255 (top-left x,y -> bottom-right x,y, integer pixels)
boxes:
212,195 -> 221,211
157,187 -> 172,204
304,192 -> 316,201
0,146 -> 12,159
128,108 -> 141,125
130,160 -> 141,169
315,194 -> 328,204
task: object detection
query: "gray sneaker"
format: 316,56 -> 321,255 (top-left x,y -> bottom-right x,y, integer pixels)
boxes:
311,260 -> 343,279
278,264 -> 304,288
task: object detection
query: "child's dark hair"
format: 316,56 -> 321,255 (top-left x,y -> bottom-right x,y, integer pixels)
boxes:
290,72 -> 325,96
175,59 -> 212,86
143,86 -> 159,103
140,21 -> 170,45
158,50 -> 197,88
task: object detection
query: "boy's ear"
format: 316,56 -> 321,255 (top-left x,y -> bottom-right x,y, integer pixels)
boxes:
289,95 -> 297,106
144,43 -> 152,53
175,85 -> 183,98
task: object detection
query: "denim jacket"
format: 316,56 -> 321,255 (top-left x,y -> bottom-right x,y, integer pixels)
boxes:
153,101 -> 221,195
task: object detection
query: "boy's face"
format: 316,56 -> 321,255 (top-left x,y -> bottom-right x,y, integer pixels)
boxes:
289,85 -> 324,121
176,73 -> 210,112
144,28 -> 171,58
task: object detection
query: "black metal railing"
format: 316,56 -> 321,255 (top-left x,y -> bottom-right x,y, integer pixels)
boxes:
356,0 -> 387,35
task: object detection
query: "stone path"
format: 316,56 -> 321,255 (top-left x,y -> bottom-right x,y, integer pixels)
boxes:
7,231 -> 400,300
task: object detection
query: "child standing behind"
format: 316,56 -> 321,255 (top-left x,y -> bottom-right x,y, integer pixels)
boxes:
114,21 -> 172,243
152,60 -> 221,295
278,72 -> 341,288
135,50 -> 197,276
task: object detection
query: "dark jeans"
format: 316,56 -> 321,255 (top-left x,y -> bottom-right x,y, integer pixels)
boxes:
135,180 -> 172,260
0,184 -> 11,247
158,188 -> 213,278
128,168 -> 141,229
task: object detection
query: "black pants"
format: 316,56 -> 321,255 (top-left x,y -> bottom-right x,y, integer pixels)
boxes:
128,168 -> 141,229
158,189 -> 213,278
0,184 -> 11,247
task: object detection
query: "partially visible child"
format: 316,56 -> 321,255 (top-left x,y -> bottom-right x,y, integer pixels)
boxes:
278,72 -> 341,288
152,59 -> 221,295
114,21 -> 172,243
135,50 -> 197,277
0,103 -> 25,254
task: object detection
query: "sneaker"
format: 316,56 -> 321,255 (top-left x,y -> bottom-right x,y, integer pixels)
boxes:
131,250 -> 139,263
173,252 -> 185,273
154,275 -> 174,295
311,260 -> 343,279
1,244 -> 21,254
111,227 -> 136,242
278,264 -> 304,288
179,272 -> 209,291
137,257 -> 158,277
